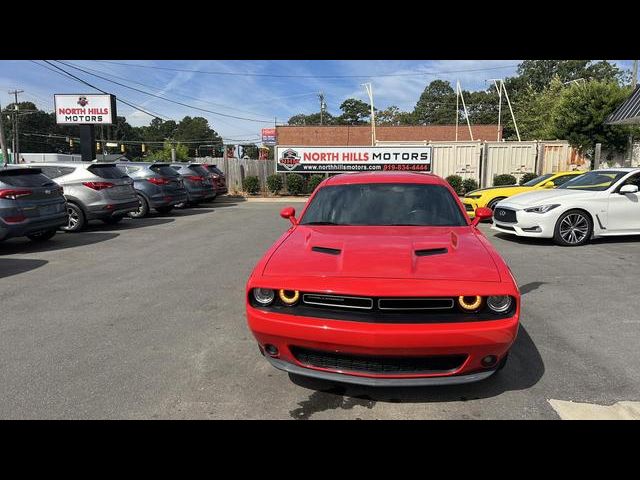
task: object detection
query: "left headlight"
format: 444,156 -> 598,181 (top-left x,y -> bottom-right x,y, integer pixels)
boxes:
524,204 -> 560,214
252,288 -> 275,306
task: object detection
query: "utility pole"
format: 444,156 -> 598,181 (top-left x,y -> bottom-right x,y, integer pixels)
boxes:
8,90 -> 23,163
362,83 -> 376,146
318,91 -> 326,125
632,60 -> 638,87
0,101 -> 9,166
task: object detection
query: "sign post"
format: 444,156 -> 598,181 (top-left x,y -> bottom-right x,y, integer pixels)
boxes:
54,94 -> 117,162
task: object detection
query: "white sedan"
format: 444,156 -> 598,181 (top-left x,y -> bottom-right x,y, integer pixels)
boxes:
491,168 -> 640,246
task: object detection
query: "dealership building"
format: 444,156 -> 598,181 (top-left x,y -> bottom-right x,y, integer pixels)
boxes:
275,124 -> 502,146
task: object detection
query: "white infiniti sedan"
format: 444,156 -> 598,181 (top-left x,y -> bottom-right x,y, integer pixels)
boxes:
491,168 -> 640,246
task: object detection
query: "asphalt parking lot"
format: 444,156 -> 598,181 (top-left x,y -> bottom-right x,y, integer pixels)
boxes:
1,200 -> 639,419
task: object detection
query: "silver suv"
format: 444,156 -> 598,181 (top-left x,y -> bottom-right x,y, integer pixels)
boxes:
26,162 -> 139,232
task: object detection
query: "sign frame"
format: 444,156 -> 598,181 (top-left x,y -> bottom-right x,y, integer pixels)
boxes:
54,93 -> 117,125
275,145 -> 433,173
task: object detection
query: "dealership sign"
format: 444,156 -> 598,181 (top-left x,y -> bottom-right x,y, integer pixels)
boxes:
275,146 -> 432,173
54,94 -> 117,125
261,128 -> 277,145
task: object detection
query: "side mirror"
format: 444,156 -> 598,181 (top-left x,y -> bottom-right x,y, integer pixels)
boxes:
543,181 -> 555,188
280,206 -> 297,226
472,207 -> 493,226
620,184 -> 639,194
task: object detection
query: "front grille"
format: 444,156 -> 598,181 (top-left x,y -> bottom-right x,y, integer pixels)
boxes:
465,203 -> 474,211
291,347 -> 467,375
493,207 -> 517,223
302,294 -> 373,310
378,298 -> 454,310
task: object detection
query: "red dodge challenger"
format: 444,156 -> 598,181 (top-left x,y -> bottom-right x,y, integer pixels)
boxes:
246,172 -> 520,386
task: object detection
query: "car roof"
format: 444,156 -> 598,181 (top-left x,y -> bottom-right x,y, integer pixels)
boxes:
25,162 -> 116,168
595,167 -> 640,173
324,171 -> 447,186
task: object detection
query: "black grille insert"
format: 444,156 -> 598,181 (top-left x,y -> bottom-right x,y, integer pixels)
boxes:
378,298 -> 454,310
493,207 -> 517,223
303,294 -> 373,310
291,347 -> 467,375
465,203 -> 474,211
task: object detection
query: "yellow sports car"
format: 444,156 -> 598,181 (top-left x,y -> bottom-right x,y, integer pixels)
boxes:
462,171 -> 585,218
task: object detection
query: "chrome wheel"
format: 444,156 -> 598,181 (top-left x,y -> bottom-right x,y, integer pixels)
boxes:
61,203 -> 85,232
68,207 -> 79,229
559,213 -> 589,244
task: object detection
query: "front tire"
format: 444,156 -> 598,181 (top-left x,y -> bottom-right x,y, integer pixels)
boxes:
60,203 -> 85,232
553,209 -> 593,246
128,194 -> 149,218
27,229 -> 57,242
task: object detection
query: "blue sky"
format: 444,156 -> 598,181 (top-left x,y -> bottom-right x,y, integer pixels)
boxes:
0,60 -> 634,142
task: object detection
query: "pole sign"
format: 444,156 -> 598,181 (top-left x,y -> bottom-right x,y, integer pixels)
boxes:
54,94 -> 117,125
261,128 -> 277,145
275,146 -> 432,173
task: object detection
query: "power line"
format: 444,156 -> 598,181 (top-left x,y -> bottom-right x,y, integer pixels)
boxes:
66,61 -> 278,118
54,60 -> 275,124
34,61 -> 171,121
91,60 -> 520,79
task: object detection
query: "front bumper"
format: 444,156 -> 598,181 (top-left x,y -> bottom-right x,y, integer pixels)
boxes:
247,306 -> 518,386
461,198 -> 480,218
491,207 -> 557,238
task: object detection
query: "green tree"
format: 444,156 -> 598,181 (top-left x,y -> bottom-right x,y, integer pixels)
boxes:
413,80 -> 457,125
337,98 -> 371,125
149,141 -> 189,162
515,60 -> 623,93
550,80 -> 634,155
287,112 -> 335,125
173,116 -> 222,157
376,106 -> 414,125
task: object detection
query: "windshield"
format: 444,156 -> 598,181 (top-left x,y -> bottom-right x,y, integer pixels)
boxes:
300,183 -> 467,227
523,174 -> 553,187
559,170 -> 627,191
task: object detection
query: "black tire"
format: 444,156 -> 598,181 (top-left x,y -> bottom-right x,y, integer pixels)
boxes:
128,194 -> 149,218
155,206 -> 173,214
553,209 -> 593,247
27,229 -> 57,242
102,216 -> 124,225
60,203 -> 85,232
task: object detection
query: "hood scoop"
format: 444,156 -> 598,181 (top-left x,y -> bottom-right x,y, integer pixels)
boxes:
312,246 -> 342,256
414,247 -> 448,257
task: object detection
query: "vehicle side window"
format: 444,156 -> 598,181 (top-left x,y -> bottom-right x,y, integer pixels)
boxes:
552,175 -> 577,186
622,173 -> 640,188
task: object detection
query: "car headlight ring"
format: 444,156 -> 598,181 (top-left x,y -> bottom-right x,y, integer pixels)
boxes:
252,288 -> 275,306
278,289 -> 300,306
458,295 -> 483,311
487,295 -> 513,313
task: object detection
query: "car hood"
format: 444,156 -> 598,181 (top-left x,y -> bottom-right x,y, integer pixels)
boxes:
501,188 -> 597,207
263,226 -> 500,282
467,185 -> 524,196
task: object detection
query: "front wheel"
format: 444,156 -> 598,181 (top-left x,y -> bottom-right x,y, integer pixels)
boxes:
553,210 -> 592,246
60,203 -> 85,232
128,194 -> 149,218
27,229 -> 57,242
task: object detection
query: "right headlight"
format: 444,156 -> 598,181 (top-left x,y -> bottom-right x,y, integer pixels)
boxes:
486,295 -> 513,313
252,288 -> 275,306
524,204 -> 560,214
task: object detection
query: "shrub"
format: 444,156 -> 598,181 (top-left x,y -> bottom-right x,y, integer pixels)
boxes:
519,172 -> 538,185
242,175 -> 261,194
462,178 -> 479,194
286,173 -> 305,195
446,175 -> 464,195
493,174 -> 517,186
266,174 -> 283,194
306,175 -> 325,194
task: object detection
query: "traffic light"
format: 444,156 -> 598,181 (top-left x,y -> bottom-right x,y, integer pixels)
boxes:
69,138 -> 74,148
96,142 -> 101,151
121,144 -> 126,153
141,143 -> 146,153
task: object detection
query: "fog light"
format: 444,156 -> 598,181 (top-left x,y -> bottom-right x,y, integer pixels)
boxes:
278,289 -> 300,305
264,344 -> 279,356
482,355 -> 498,367
253,288 -> 275,306
487,295 -> 512,313
458,295 -> 482,311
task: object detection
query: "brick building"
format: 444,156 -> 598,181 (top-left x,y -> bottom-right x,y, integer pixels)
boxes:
276,124 -> 502,146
